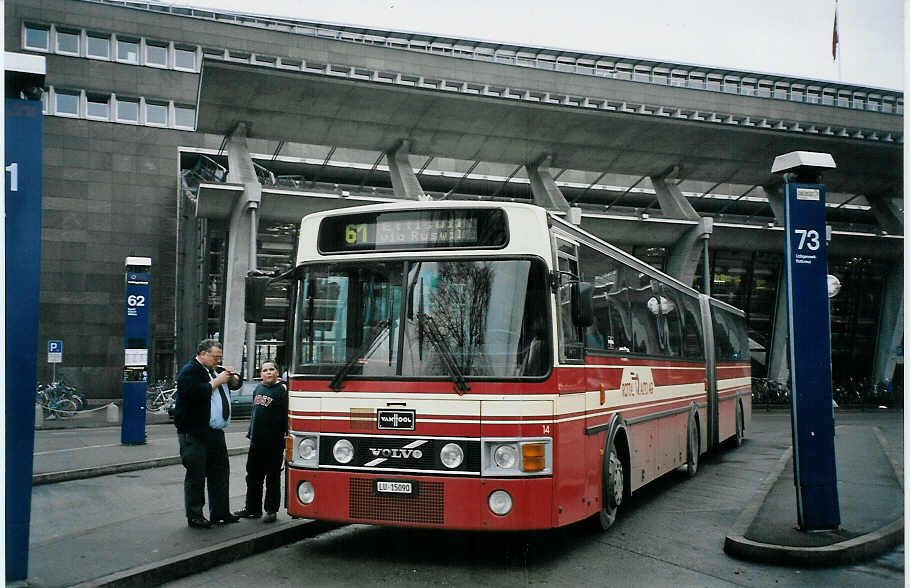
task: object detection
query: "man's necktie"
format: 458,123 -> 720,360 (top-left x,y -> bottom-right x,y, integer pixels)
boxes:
211,370 -> 230,419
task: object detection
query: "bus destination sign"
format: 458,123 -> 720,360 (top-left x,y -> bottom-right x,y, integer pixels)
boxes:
318,209 -> 507,253
356,215 -> 477,247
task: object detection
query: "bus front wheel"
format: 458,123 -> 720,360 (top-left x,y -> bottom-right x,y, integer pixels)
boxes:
597,444 -> 624,530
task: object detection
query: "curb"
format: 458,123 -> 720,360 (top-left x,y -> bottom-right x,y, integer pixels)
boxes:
725,518 -> 904,566
32,447 -> 249,486
69,519 -> 341,588
724,441 -> 904,566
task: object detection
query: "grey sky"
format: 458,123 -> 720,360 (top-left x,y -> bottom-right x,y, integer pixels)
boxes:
167,0 -> 903,89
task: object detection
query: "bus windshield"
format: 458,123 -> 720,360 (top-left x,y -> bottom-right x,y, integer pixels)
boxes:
292,259 -> 550,380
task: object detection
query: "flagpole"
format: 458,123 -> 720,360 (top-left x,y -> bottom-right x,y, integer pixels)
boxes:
834,0 -> 843,82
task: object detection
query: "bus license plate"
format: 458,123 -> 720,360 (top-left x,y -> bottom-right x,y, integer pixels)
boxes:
375,480 -> 415,495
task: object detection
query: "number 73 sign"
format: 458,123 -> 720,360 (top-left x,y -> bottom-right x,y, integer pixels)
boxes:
783,181 -> 840,531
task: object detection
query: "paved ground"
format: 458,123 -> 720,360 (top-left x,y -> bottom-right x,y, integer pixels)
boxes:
18,409 -> 904,587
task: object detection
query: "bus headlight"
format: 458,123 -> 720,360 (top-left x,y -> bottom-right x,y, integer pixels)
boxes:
299,437 -> 317,461
493,444 -> 517,469
290,434 -> 319,468
440,443 -> 464,468
488,490 -> 513,516
482,438 -> 552,476
298,481 -> 315,505
332,439 -> 354,464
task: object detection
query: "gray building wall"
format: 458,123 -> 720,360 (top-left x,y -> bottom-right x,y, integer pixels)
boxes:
8,0 -> 213,397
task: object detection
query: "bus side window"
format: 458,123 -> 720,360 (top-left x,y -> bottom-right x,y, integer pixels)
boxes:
630,277 -> 658,355
579,244 -> 632,353
711,307 -> 734,361
659,285 -> 683,357
714,307 -> 748,361
557,248 -> 584,361
681,296 -> 704,360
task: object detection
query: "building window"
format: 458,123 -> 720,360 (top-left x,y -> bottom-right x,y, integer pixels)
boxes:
146,41 -> 168,67
86,94 -> 111,119
55,90 -> 80,116
117,37 -> 139,63
174,105 -> 195,129
202,47 -> 225,60
174,46 -> 196,70
55,28 -> 80,54
86,33 -> 111,59
146,101 -> 168,126
116,97 -> 139,122
24,24 -> 50,51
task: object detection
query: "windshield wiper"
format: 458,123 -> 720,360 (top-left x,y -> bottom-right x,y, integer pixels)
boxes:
329,320 -> 390,392
419,313 -> 470,395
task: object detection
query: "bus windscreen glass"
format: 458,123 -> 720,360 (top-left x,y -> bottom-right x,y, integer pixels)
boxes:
317,209 -> 507,252
291,259 -> 550,379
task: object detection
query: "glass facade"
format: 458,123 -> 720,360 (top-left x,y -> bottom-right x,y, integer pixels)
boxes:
828,256 -> 886,384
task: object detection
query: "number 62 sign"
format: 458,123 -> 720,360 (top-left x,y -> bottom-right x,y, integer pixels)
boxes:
124,258 -> 151,367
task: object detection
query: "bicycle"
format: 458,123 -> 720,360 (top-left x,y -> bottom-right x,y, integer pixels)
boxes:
36,382 -> 80,418
147,379 -> 176,412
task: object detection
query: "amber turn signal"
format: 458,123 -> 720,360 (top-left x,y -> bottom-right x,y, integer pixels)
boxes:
521,442 -> 546,472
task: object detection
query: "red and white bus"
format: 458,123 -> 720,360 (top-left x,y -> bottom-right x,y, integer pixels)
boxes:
246,200 -> 751,531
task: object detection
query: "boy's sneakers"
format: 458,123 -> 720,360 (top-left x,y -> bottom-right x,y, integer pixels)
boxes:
233,508 -> 262,519
263,512 -> 277,523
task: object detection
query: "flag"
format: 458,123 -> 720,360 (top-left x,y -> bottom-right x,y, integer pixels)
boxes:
832,8 -> 839,60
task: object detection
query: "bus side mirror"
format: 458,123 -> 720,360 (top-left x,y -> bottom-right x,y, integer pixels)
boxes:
245,274 -> 270,323
572,282 -> 594,328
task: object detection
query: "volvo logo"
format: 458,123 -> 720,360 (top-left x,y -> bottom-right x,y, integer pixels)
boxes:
368,447 -> 423,459
364,439 -> 428,467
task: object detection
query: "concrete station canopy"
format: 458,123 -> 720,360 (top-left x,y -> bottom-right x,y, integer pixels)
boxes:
196,58 -> 901,198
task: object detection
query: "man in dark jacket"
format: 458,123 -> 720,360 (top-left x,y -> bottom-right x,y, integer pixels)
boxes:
173,339 -> 242,529
234,361 -> 288,522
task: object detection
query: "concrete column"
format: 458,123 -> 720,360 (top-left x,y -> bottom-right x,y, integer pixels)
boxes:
526,156 -> 569,213
872,264 -> 903,384
868,195 -> 904,235
177,196 -> 202,362
222,122 -> 262,376
650,172 -> 699,221
766,267 -> 789,384
666,217 -> 713,287
386,140 -> 428,200
761,184 -> 785,224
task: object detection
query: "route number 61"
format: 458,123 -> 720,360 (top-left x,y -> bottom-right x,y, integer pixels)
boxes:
794,229 -> 821,251
127,294 -> 146,307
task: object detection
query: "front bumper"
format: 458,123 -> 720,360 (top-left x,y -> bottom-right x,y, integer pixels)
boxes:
286,467 -> 554,531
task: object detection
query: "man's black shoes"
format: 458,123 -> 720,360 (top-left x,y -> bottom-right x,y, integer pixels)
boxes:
233,508 -> 262,519
188,516 -> 212,529
213,513 -> 241,524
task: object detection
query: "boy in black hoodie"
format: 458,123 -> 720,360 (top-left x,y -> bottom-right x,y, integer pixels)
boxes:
234,361 -> 288,522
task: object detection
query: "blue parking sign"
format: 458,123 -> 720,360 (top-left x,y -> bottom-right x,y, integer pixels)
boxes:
48,340 -> 63,363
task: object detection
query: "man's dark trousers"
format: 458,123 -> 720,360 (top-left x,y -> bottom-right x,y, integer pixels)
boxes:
178,428 -> 230,520
244,440 -> 284,514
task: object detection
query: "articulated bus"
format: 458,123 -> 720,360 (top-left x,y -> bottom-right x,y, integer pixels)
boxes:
245,201 -> 751,531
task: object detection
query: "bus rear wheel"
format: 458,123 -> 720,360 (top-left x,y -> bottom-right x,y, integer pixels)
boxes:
597,444 -> 624,530
686,413 -> 699,477
735,401 -> 744,447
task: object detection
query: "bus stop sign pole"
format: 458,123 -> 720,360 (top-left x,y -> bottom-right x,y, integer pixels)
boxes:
122,257 -> 152,444
773,151 -> 840,531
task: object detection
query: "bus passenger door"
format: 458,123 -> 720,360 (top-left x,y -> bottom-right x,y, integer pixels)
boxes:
699,294 -> 719,449
552,237 -> 591,523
